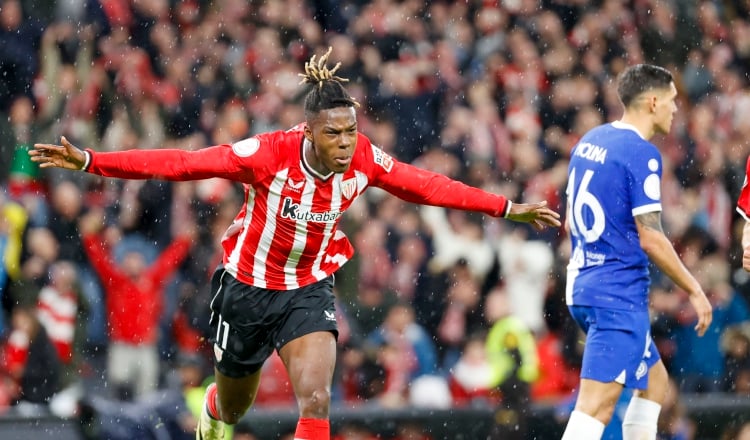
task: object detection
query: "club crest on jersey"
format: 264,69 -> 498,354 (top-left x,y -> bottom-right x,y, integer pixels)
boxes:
341,177 -> 357,200
371,145 -> 394,172
232,137 -> 260,157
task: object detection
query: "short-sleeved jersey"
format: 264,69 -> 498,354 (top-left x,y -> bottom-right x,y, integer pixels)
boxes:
565,121 -> 663,311
737,156 -> 750,220
87,124 -> 509,290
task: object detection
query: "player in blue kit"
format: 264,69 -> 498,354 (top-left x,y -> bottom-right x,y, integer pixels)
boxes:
561,64 -> 713,439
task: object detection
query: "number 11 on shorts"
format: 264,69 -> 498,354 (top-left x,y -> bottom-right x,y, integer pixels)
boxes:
216,315 -> 230,350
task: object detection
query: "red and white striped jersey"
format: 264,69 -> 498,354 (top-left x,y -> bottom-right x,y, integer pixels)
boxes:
738,156 -> 750,220
87,124 -> 509,290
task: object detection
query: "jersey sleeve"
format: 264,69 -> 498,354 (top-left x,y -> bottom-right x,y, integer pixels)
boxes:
87,135 -> 276,183
737,156 -> 750,221
366,143 -> 509,217
628,144 -> 663,217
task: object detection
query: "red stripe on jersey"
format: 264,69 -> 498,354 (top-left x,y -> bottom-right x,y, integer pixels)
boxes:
738,156 -> 750,219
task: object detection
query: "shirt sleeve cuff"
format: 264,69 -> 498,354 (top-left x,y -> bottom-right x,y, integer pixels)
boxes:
503,200 -> 512,218
82,150 -> 92,172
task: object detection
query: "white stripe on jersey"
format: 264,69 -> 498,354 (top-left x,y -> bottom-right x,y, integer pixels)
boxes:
226,186 -> 257,281
284,175 -> 313,289
252,170 -> 289,288
311,173 -> 344,281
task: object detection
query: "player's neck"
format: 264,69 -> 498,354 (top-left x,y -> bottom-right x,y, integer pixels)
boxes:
303,138 -> 331,177
618,113 -> 654,140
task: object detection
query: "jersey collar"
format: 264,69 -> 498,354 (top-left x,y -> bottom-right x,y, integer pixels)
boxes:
301,138 -> 334,181
611,120 -> 646,139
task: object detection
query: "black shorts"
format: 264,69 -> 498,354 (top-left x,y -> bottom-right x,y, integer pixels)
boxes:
207,268 -> 338,378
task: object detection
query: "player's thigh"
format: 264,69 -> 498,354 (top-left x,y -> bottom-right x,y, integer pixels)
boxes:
275,276 -> 338,394
634,359 -> 669,404
279,330 -> 337,394
575,377 -> 624,422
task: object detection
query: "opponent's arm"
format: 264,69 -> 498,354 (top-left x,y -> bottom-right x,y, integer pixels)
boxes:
636,211 -> 712,335
31,136 -> 253,181
375,161 -> 560,230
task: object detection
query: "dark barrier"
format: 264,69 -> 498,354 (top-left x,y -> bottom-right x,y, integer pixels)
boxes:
0,393 -> 747,439
0,415 -> 81,440
237,393 -> 750,440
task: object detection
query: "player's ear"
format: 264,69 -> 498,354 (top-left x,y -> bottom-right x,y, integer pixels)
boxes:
304,124 -> 313,142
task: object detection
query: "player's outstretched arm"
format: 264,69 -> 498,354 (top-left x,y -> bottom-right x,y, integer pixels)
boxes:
636,211 -> 713,336
506,200 -> 561,231
30,136 -> 87,171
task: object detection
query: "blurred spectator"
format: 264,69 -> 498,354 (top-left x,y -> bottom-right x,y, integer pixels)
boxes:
0,0 -> 44,112
0,189 -> 28,334
366,302 -> 438,408
80,209 -> 193,400
448,333 -> 497,407
432,260 -> 487,370
495,229 -> 555,334
721,323 -> 750,393
484,286 -> 538,440
0,304 -> 62,406
35,260 -> 87,386
666,253 -> 750,393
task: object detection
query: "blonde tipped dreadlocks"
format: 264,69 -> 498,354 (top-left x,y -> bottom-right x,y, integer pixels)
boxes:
299,47 -> 348,88
300,47 -> 360,118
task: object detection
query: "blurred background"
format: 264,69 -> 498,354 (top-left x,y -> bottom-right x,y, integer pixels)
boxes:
1,0 -> 750,439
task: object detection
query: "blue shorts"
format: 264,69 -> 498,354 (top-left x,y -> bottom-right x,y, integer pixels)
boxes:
569,305 -> 660,390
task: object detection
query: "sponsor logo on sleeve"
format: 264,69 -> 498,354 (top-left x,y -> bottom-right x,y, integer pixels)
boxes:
232,137 -> 260,157
371,145 -> 394,172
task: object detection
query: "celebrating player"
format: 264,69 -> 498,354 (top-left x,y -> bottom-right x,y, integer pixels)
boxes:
31,48 -> 560,440
738,157 -> 750,273
561,64 -> 713,439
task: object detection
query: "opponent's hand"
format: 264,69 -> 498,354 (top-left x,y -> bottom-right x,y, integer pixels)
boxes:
744,247 -> 750,272
506,201 -> 562,231
689,290 -> 713,337
30,136 -> 87,170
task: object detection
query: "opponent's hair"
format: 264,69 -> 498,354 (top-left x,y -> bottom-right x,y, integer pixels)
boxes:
299,47 -> 359,119
616,64 -> 674,108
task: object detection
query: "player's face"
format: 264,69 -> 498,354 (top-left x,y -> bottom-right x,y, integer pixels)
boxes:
306,106 -> 358,174
653,82 -> 678,135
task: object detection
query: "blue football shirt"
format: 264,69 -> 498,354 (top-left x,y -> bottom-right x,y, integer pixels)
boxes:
565,121 -> 662,311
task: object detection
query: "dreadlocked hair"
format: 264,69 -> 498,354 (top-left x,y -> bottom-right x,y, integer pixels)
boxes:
299,47 -> 360,118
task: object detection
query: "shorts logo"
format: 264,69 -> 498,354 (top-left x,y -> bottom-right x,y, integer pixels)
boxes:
635,361 -> 647,380
214,343 -> 224,363
232,137 -> 260,157
324,310 -> 336,321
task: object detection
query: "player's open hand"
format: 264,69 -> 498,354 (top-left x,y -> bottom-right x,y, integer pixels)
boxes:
689,290 -> 713,337
506,201 -> 562,230
30,136 -> 87,170
743,246 -> 750,273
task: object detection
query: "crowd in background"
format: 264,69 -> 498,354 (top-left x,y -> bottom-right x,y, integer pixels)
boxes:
2,0 -> 750,438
